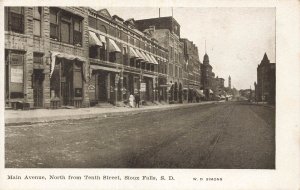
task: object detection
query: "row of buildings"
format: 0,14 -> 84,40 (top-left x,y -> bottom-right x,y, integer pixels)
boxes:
4,7 -> 230,109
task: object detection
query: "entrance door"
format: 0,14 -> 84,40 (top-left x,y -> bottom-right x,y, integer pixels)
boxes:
98,72 -> 107,102
33,69 -> 44,108
61,62 -> 73,106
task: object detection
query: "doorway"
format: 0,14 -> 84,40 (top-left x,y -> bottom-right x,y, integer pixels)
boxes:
33,69 -> 44,108
98,72 -> 107,102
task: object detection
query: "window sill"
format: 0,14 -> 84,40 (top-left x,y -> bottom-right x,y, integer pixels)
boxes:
50,39 -> 83,49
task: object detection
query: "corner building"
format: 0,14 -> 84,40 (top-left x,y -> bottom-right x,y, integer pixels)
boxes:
135,17 -> 185,103
88,9 -> 169,106
5,7 -> 90,109
256,53 -> 276,104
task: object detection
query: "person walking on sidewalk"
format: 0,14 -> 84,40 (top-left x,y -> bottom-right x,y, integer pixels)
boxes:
129,94 -> 135,108
135,93 -> 140,108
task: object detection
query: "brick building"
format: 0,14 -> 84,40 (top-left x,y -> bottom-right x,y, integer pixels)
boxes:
135,16 -> 185,103
87,8 -> 168,106
256,53 -> 276,104
180,38 -> 202,102
5,7 -> 90,109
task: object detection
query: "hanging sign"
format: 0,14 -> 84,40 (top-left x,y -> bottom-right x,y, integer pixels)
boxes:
140,83 -> 146,92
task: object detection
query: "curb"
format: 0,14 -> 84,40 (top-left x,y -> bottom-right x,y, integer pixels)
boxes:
5,102 -> 216,125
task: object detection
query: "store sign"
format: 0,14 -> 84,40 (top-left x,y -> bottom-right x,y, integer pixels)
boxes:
140,83 -> 146,92
10,54 -> 23,65
11,67 -> 23,83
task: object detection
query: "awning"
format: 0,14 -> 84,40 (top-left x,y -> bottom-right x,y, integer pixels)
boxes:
108,39 -> 121,52
135,49 -> 146,62
150,54 -> 159,65
140,51 -> 151,63
99,35 -> 106,44
89,31 -> 102,47
129,47 -> 140,59
195,89 -> 205,97
146,53 -> 155,64
90,64 -> 120,73
50,51 -> 86,78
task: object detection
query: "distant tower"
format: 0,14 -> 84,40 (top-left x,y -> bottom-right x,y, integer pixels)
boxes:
203,53 -> 209,65
228,75 -> 231,89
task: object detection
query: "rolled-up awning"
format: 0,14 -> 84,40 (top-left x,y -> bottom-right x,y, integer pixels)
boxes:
90,64 -> 120,73
108,39 -> 121,52
50,51 -> 86,78
129,47 -> 140,59
89,31 -> 102,47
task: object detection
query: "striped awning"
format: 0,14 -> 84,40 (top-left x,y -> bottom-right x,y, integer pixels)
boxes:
135,49 -> 146,62
99,35 -> 106,44
108,39 -> 121,52
140,51 -> 151,63
150,54 -> 159,65
129,47 -> 140,59
89,31 -> 102,47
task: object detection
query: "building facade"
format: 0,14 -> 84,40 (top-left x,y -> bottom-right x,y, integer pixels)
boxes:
135,17 -> 185,103
180,38 -> 202,102
87,9 -> 169,106
256,53 -> 276,104
5,7 -> 90,109
201,53 -> 214,100
213,76 -> 225,98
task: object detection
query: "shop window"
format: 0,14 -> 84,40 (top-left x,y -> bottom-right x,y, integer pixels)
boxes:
33,7 -> 42,36
5,7 -> 24,33
9,52 -> 25,99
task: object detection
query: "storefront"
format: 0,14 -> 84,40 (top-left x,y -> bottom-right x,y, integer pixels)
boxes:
50,51 -> 87,108
5,50 -> 26,108
89,64 -> 120,106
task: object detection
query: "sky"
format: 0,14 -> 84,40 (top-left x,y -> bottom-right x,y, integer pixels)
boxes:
97,7 -> 275,90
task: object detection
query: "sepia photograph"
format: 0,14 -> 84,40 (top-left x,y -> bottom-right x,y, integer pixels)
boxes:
1,1 -> 300,190
4,6 -> 276,169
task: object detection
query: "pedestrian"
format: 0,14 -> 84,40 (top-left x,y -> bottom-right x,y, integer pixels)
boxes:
129,94 -> 135,108
134,93 -> 140,108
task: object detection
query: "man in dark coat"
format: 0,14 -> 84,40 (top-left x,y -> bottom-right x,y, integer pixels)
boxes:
134,93 -> 140,108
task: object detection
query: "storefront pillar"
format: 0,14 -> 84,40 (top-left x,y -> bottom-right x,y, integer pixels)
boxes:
120,71 -> 124,102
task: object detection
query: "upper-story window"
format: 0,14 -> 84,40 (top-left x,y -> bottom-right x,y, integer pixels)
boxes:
50,8 -> 83,46
5,7 -> 24,34
33,7 -> 42,36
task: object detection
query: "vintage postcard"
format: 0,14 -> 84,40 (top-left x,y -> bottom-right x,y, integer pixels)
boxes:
0,0 -> 299,189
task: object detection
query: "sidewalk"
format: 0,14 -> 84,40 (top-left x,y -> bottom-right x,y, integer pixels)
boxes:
5,101 -> 216,125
